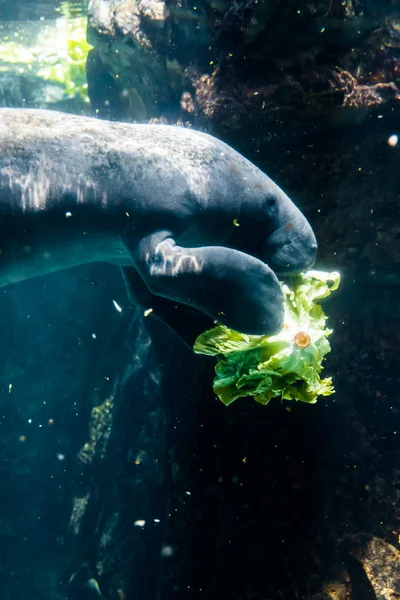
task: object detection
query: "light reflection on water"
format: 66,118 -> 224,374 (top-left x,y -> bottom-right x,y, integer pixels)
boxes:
0,0 -> 90,109
0,0 -> 87,21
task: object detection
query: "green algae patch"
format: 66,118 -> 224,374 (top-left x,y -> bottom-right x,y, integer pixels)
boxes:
0,5 -> 92,102
194,270 -> 340,407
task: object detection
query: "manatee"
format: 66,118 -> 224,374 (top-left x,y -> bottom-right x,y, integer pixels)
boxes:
0,108 -> 317,345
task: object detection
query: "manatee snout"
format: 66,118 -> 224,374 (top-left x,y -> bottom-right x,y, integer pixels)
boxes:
262,214 -> 317,275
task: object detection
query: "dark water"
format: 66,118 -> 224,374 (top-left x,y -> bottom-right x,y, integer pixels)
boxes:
0,1 -> 399,600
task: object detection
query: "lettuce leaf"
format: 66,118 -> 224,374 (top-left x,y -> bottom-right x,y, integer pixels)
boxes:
194,270 -> 340,407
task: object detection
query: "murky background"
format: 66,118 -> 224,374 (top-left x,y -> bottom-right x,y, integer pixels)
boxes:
0,1 -> 399,599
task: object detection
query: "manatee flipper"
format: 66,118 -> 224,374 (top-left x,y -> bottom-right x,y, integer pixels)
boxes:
123,231 -> 284,336
121,266 -> 216,349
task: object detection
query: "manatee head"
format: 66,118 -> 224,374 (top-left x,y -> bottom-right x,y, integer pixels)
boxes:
260,186 -> 318,275
233,170 -> 317,276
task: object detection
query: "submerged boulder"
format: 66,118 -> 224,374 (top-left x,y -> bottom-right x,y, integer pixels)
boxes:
87,0 -> 400,134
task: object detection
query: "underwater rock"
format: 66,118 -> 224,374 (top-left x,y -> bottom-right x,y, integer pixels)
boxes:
348,535 -> 400,599
306,570 -> 351,600
64,313 -> 180,599
67,563 -> 103,600
182,63 -> 400,136
69,494 -> 91,537
86,0 -> 400,133
87,0 -> 179,121
88,0 -> 169,40
78,396 -> 114,465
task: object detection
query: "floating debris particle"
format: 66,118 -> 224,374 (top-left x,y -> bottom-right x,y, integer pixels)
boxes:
8,383 -> 12,394
113,300 -> 122,312
143,308 -> 153,317
134,520 -> 146,527
161,545 -> 174,557
388,134 -> 398,147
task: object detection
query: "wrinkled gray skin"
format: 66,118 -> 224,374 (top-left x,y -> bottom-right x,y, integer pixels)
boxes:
0,109 -> 317,346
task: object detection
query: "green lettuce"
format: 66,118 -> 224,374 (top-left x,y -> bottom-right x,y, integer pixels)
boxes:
194,270 -> 340,407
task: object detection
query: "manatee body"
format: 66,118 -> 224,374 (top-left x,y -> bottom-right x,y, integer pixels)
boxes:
0,109 -> 317,342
